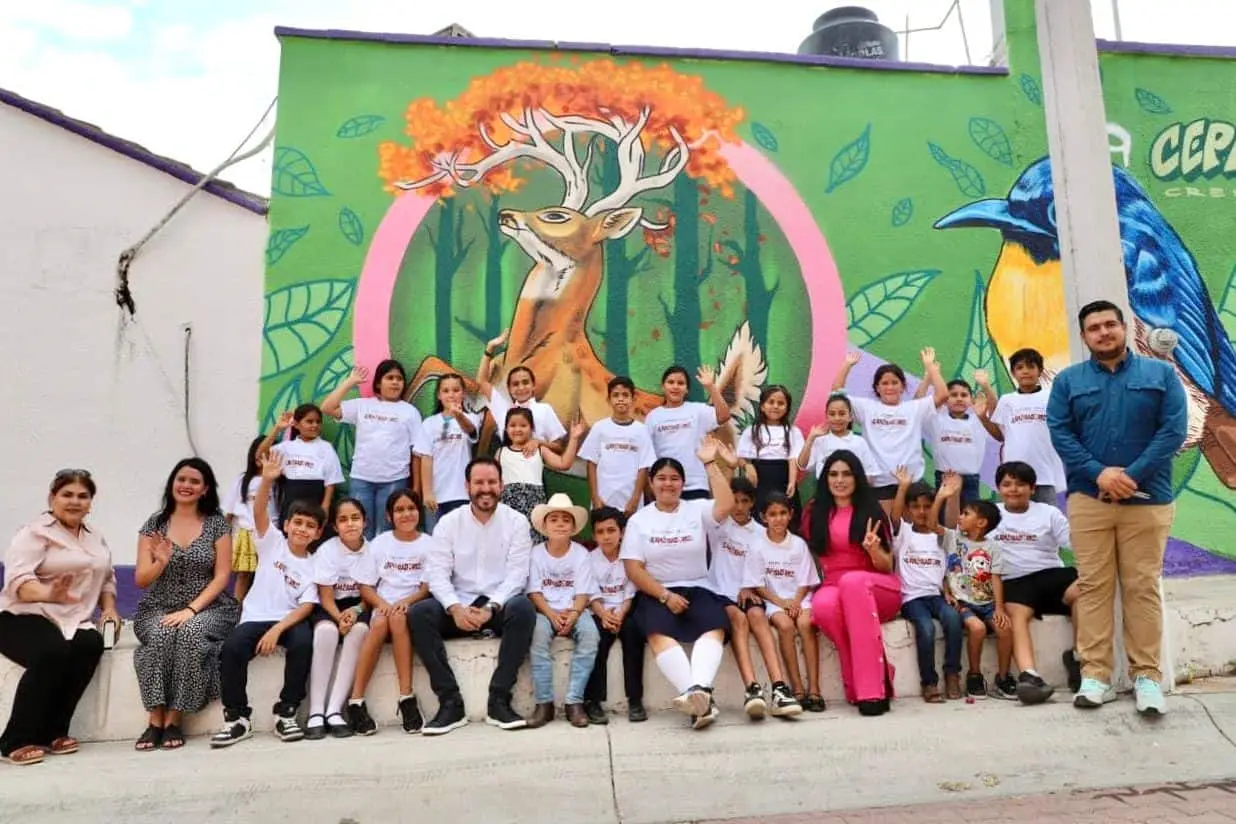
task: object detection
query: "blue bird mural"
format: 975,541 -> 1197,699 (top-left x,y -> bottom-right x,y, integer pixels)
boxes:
934,156 -> 1236,489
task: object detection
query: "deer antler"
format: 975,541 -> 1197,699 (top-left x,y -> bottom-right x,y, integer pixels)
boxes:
585,107 -> 690,225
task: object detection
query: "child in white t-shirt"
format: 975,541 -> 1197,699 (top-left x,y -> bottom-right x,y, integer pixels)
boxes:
212,452 -> 323,748
919,377 -> 990,503
477,328 -> 568,443
261,403 -> 346,525
832,348 -> 948,508
797,392 -> 879,485
222,435 -> 278,601
755,492 -> 823,711
976,351 -> 1067,507
347,488 -> 433,735
322,360 -> 423,539
306,498 -> 372,739
891,470 -> 964,703
580,376 -> 657,517
645,365 -> 729,499
736,385 -> 806,526
413,373 -> 482,533
525,494 -> 599,728
582,508 -> 647,724
496,407 -> 583,539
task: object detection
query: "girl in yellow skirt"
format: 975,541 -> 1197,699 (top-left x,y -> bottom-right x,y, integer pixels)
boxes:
222,436 -> 275,600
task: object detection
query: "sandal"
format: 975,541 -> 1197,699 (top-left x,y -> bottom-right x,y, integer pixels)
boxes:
134,725 -> 163,751
922,685 -> 945,703
4,745 -> 46,766
161,725 -> 185,750
48,736 -> 79,755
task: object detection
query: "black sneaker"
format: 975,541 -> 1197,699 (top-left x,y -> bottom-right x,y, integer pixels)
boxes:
274,712 -> 304,742
627,700 -> 648,723
743,682 -> 768,719
1016,671 -> 1056,706
966,672 -> 988,700
583,700 -> 608,725
422,700 -> 467,736
1062,650 -> 1083,693
991,673 -> 1018,700
347,702 -> 377,736
485,697 -> 527,731
691,698 -> 720,730
770,682 -> 803,717
209,711 -> 252,748
398,696 -> 424,734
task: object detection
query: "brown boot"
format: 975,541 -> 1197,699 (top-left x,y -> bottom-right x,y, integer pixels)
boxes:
944,674 -> 963,700
527,702 -> 555,729
565,703 -> 589,728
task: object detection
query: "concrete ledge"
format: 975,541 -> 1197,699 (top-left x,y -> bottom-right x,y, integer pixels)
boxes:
0,617 -> 1076,742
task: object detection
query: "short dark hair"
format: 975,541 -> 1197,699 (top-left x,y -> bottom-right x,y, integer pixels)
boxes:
730,476 -> 757,497
1078,299 -> 1125,328
995,461 -> 1037,487
608,376 -> 635,395
905,481 -> 935,504
649,457 -> 685,480
946,379 -> 973,394
1008,348 -> 1044,371
590,506 -> 627,531
872,363 -> 906,393
466,455 -> 502,482
961,500 -> 1002,536
287,500 -> 326,528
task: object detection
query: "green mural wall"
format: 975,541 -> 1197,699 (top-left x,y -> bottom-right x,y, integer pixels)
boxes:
262,0 -> 1236,574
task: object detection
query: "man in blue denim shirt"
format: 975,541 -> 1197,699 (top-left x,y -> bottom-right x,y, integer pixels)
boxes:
1047,300 -> 1186,718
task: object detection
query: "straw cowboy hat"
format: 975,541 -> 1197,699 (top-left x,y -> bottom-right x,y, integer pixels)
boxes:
530,493 -> 589,536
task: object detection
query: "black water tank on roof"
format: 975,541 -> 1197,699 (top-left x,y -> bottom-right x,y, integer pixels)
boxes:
798,7 -> 900,61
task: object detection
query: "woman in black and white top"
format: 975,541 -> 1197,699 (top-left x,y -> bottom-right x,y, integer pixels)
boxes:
619,436 -> 735,730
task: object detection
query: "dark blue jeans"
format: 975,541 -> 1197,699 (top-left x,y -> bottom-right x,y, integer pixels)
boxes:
935,471 -> 981,502
901,595 -> 963,687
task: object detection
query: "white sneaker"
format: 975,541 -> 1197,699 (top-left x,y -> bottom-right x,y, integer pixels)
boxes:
1073,677 -> 1117,709
210,713 -> 252,748
1134,676 -> 1166,716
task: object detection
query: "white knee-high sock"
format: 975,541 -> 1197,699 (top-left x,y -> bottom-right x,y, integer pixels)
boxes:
655,646 -> 694,693
309,622 -> 339,724
327,625 -> 369,717
690,635 -> 725,688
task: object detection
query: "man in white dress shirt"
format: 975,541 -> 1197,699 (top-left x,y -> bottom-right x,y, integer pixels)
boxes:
410,456 -> 535,735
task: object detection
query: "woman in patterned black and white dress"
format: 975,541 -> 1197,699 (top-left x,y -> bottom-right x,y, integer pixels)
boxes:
132,458 -> 239,751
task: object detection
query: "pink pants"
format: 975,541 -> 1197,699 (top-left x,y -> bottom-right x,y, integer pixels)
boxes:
811,571 -> 902,703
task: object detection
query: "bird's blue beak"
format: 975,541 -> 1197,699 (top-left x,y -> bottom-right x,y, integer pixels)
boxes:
933,198 -> 1054,237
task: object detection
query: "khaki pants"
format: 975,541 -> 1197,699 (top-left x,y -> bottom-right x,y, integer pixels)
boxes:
1069,493 -> 1175,683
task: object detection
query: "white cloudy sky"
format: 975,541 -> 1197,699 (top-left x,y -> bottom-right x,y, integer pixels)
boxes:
1,0 -> 1231,196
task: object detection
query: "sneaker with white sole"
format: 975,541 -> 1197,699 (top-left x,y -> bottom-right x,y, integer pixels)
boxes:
743,682 -> 768,719
673,686 -> 712,718
209,712 -> 252,748
274,712 -> 304,742
991,673 -> 1018,700
769,682 -> 803,717
1134,676 -> 1166,717
1073,677 -> 1117,709
691,698 -> 720,730
1015,672 -> 1055,705
422,700 -> 467,736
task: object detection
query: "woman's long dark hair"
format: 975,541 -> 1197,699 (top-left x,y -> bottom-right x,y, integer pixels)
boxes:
155,457 -> 222,529
240,435 -> 264,504
809,450 -> 889,556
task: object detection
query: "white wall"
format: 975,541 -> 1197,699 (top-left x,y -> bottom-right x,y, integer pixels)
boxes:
0,104 -> 266,565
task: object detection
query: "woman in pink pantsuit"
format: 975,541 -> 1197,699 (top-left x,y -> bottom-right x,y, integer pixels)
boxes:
807,450 -> 901,716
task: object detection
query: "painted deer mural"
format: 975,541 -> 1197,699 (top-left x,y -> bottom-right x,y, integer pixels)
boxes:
394,105 -> 767,439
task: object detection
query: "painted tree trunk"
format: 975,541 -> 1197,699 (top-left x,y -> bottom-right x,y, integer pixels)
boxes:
662,174 -> 708,400
484,196 -> 505,340
431,200 -> 463,363
602,150 -> 635,376
738,189 -> 775,354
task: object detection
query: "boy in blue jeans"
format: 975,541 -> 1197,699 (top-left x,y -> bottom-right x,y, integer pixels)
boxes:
891,469 -> 964,701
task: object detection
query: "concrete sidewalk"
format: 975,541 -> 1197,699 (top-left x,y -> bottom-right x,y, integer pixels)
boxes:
3,682 -> 1234,824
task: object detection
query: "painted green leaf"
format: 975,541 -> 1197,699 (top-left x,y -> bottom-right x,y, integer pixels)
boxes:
891,198 -> 913,227
262,376 -> 303,433
955,271 -> 1002,379
313,346 -> 355,398
968,117 -> 1014,167
334,424 -> 355,471
751,122 -> 779,152
336,114 -> 386,138
1135,88 -> 1173,115
272,147 -> 330,197
928,141 -> 953,166
928,142 -> 987,197
1219,263 -> 1236,341
1019,73 -> 1042,106
846,269 -> 941,347
265,226 -> 309,267
338,207 -> 365,246
825,124 -> 871,193
261,280 -> 356,379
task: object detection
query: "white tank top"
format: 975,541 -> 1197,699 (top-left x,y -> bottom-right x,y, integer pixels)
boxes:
497,446 -> 544,486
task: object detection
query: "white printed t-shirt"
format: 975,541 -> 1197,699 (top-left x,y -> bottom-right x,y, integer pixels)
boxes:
849,396 -> 936,486
526,541 -> 596,612
756,532 -> 820,615
589,551 -> 635,611
240,527 -> 320,624
413,411 -> 483,504
990,389 -> 1067,489
222,474 -> 278,532
804,431 -> 879,480
706,516 -> 762,600
273,437 -> 345,485
340,397 -> 422,483
894,527 -> 951,604
312,537 -> 371,601
737,424 -> 805,461
579,418 -> 657,507
645,402 -> 719,492
925,409 -> 988,475
991,502 -> 1071,580
355,531 -> 433,603
620,499 -> 717,588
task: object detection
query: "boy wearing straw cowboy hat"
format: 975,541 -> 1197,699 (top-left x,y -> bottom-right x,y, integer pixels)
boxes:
525,493 -> 600,728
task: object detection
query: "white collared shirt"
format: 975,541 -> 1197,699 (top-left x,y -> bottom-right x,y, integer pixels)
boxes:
425,503 -> 533,610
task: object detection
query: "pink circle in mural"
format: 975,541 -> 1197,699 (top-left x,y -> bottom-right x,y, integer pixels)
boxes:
354,141 -> 847,424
